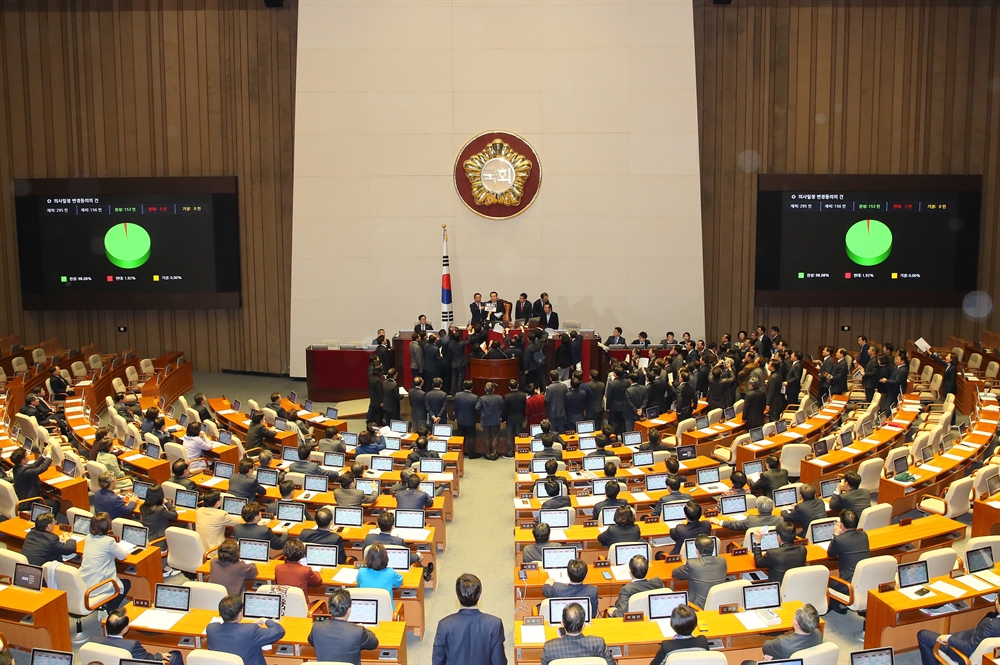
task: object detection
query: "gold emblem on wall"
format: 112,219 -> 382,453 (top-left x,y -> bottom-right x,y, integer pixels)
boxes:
463,139 -> 533,206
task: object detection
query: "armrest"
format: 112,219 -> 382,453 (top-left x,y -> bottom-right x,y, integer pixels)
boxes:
203,544 -> 221,562
150,536 -> 167,557
16,496 -> 46,511
307,599 -> 330,618
85,577 -> 124,610
392,602 -> 405,623
828,575 -> 854,605
933,642 -> 969,665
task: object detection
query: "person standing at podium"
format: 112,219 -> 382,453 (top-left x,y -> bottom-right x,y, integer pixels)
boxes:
476,382 -> 503,460
514,293 -> 532,322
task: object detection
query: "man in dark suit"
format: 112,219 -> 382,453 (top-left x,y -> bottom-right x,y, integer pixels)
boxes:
591,481 -> 627,520
829,470 -> 871,514
606,368 -> 629,434
374,336 -> 393,373
228,458 -> 267,500
445,326 -> 471,395
942,352 -> 959,396
415,315 -> 434,332
289,444 -> 340,480
542,558 -> 599,617
780,483 -> 828,537
671,534 -> 728,609
532,292 -> 550,318
245,411 -> 277,453
426,378 -> 449,424
469,293 -> 486,325
818,346 -> 834,395
23,511 -> 77,565
266,392 -> 287,419
97,609 -> 183,665
587,369 -> 606,428
668,501 -> 712,554
502,379 -> 526,458
454,380 -> 480,458
409,377 -> 427,430
298,507 -> 347,564
765,360 -> 785,419
752,521 -> 807,586
743,379 -> 767,429
395,471 -> 435,509
170,460 -> 199,491
917,595 -> 1000,665
539,603 -> 614,665
881,351 -> 910,410
610,554 -> 664,617
623,373 -> 647,433
651,475 -> 693,518
432,573 -> 506,665
539,478 -> 570,510
739,604 -> 822,665
476,382 -> 504,459
858,335 -> 871,368
783,352 -> 803,406
606,327 -> 626,346
382,369 -> 401,425
830,347 -> 849,395
233,502 -> 286,552
308,588 -> 378,665
716,495 -> 783,531
751,455 -> 790,497
539,302 -> 559,330
544,370 -> 568,434
408,332 -> 423,390
421,334 -> 443,386
513,293 -> 532,322
206,594 -> 286,665
827,509 -> 870,613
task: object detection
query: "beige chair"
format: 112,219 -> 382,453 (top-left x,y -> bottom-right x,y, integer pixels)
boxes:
112,517 -> 144,539
918,476 -> 974,518
0,549 -> 28,580
792,642 -> 840,665
88,354 -> 103,370
247,399 -> 260,412
934,637 -> 1000,665
664,418 -> 695,447
857,503 -> 892,531
80,643 -> 133,665
707,408 -> 723,425
347,587 -> 401,623
0,479 -> 40,520
884,447 -> 909,476
262,407 -> 278,426
702,579 -> 750,611
963,536 -> 1000,570
31,347 -> 47,364
781,565 -> 829,614
53,562 -> 121,641
971,464 -> 1000,499
663,651 -> 727,664
162,480 -> 187,503
86,460 -> 109,494
11,357 -> 28,374
778,443 -> 811,479
828,554 -> 897,618
623,589 -> 677,617
919,547 -> 958,579
320,340 -> 341,350
184,581 -> 231,610
857,458 -> 885,493
140,358 -> 156,377
70,361 -> 88,379
258,584 -> 326,617
187,650 -> 245,665
806,517 -> 839,544
164,441 -> 188,466
917,374 -> 943,402
166,526 -> 209,574
713,433 -> 747,465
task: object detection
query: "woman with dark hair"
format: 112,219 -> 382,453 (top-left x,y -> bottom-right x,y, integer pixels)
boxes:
79,511 -> 131,609
139,484 -> 177,570
210,539 -> 259,596
274,539 -> 322,594
649,604 -> 709,665
356,542 -> 403,609
597,505 -> 641,547
89,426 -> 111,460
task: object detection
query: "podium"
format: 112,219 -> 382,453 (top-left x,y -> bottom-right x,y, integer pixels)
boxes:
469,358 -> 519,396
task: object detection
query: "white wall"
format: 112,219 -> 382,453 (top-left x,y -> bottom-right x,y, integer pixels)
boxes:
289,0 -> 705,376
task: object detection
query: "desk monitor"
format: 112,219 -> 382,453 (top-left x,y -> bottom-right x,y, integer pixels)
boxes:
743,581 -> 781,610
663,500 -> 688,521
812,439 -> 829,457
582,456 -> 605,472
941,435 -> 954,453
256,468 -> 279,487
644,407 -> 660,420
348,598 -> 379,625
724,406 -> 736,420
418,481 -> 435,497
175,489 -> 199,509
541,547 -> 577,570
987,473 -> 1000,497
538,509 -> 570,529
861,419 -> 873,439
304,475 -> 329,493
383,436 -> 401,451
342,432 -> 358,447
677,444 -> 697,461
592,478 -> 614,497
775,419 -> 788,435
132,480 -> 153,501
534,481 -> 557,498
648,591 -> 689,620
419,458 -> 444,474
154,583 -> 191,612
794,410 -> 807,426
850,647 -> 895,665
742,460 -> 763,476
684,538 -> 718,559
839,430 -> 854,448
281,446 -> 298,462
427,439 -> 448,454
72,514 -> 92,536
806,403 -> 819,418
243,592 -> 282,620
29,502 -> 50,521
356,479 -> 379,497
222,497 -> 247,515
530,439 -> 544,453
759,531 -> 780,551
720,494 -> 748,516
303,398 -> 313,412
395,509 -> 425,529
897,560 -> 929,589
695,416 -> 709,429
576,420 -> 596,434
632,451 -> 654,467
30,650 -> 74,665
232,399 -> 242,414
433,424 -> 452,438
965,545 -> 994,574
530,458 -> 548,474
13,563 -> 43,591
696,467 -> 720,485
920,445 -> 933,464
180,413 -> 189,427
334,506 -> 363,527
273,417 -> 287,432
122,524 -> 148,548
277,502 -> 306,523
529,424 -> 543,437
372,456 -> 395,472
386,547 -> 410,571
819,479 -> 840,499
124,434 -> 136,450
144,442 -> 161,459
646,474 -> 669,492
305,544 -> 339,567
548,597 -> 591,625
390,420 -> 409,434
326,406 -> 339,420
622,431 -> 642,446
215,461 -> 235,479
749,427 -> 765,442
772,487 -> 798,508
578,436 -> 597,451
811,520 -> 837,545
218,430 -> 232,445
892,455 -> 909,475
323,452 -> 346,469
601,507 -> 620,525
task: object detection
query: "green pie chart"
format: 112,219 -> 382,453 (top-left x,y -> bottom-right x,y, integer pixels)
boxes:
104,222 -> 151,269
845,219 -> 892,266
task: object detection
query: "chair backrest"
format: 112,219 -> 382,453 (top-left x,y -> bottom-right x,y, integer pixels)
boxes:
187,649 -> 245,665
346,587 -> 393,623
549,658 -> 614,665
909,357 -> 921,374
663,650 -> 728,664
849,555 -> 898,611
941,476 -> 975,517
675,418 -> 695,437
918,547 -> 958,579
707,408 -> 723,424
11,357 -> 27,374
0,549 -> 28,580
259,584 -> 310,617
164,442 -> 188,465
70,361 -> 87,378
80,642 -> 133,665
53,562 -> 108,616
88,354 -> 103,370
0,480 -> 21,520
732,399 -> 744,415
67,506 -> 93,527
703,579 -> 750,611
86,460 -> 109,493
204,419 -> 220,438
125,365 -> 140,384
952,346 -> 964,361
792,642 -> 840,665
184,581 -> 230,610
968,353 -> 983,370
964,536 -> 1000,570
140,358 -> 156,375
161,480 -> 186,503
762,422 -> 777,438
857,458 -> 885,493
284,472 -> 306,489
110,412 -> 129,441
262,407 -> 278,425
247,399 -> 260,412
186,407 -> 202,424
920,365 -> 934,383
31,348 -> 47,364
778,444 -> 811,476
973,464 -> 1000,498
112,517 -> 143,539
780,565 -> 829,615
166,526 -> 208,573
539,507 -> 574,527
625,588 -> 675,617
986,361 -> 999,379
806,517 -> 840,544
178,395 -> 190,412
857,503 -> 891,531
884,447 -> 909,475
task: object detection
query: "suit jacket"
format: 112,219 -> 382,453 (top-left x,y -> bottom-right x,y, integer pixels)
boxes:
382,379 -> 400,412
564,388 -> 589,424
829,487 -> 871,514
206,620 -> 286,665
233,522 -> 286,551
532,299 -> 547,317
453,390 -> 478,426
334,487 -> 375,507
23,529 -> 77,566
652,491 -> 693,518
885,364 -> 909,402
94,635 -> 177,665
943,363 -> 958,396
605,335 -> 625,346
762,630 -> 823,660
196,506 -> 243,550
534,447 -> 562,461
676,382 -> 696,420
426,389 -> 449,420
753,543 -> 807,586
432,607 -> 506,665
288,459 -> 340,480
591,497 -> 628,521
650,636 -> 710,665
409,341 -> 424,371
540,634 -> 614,665
93,488 -> 137,520
395,488 -> 434,509
781,498 -> 828,536
228,472 -> 266,500
13,456 -> 52,500
409,387 -> 428,426
944,614 -> 1000,658
514,300 -> 533,322
671,555 -> 728,609
543,581 -> 600,616
476,394 -> 503,427
470,302 -> 486,325
752,468 -> 790,497
309,618 -> 379,665
545,382 -> 568,420
827,529 -> 869,582
668,520 -> 712,554
446,337 -> 470,369
625,383 -> 648,415
298,528 -> 347,563
245,422 -> 276,451
606,378 -> 629,412
766,371 -> 785,414
587,380 -> 605,419
539,311 -> 560,330
830,358 -> 849,395
597,524 -> 641,547
503,390 -> 527,423
785,361 -> 803,401
171,475 -> 198,491
541,495 -> 571,510
611,577 -> 664,616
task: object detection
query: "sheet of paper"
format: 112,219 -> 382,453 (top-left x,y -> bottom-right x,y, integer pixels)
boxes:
520,625 -> 547,644
883,425 -> 904,432
734,612 -> 768,630
514,499 -> 533,509
745,444 -> 761,452
812,459 -> 831,467
516,473 -> 533,482
918,465 -> 943,474
548,529 -> 568,541
391,528 -> 430,541
333,568 -> 359,584
986,501 -> 1000,509
117,541 -> 139,556
928,580 -> 965,598
899,586 -> 935,600
426,473 -> 453,482
75,380 -> 93,387
628,467 -> 645,476
815,415 -> 833,421
45,474 -> 72,485
202,476 -> 226,487
650,419 -> 666,425
308,416 -> 326,424
697,427 -> 717,435
942,453 -> 964,461
129,609 -> 184,631
576,496 -> 601,507
796,423 -> 811,430
655,618 -> 676,638
630,492 -> 651,502
367,470 -> 385,479
954,574 -> 992,592
581,471 -> 598,480
217,409 -> 235,415
841,446 -> 863,455
860,438 -> 879,445
785,432 -> 803,440
610,564 -> 632,581
296,409 -> 311,417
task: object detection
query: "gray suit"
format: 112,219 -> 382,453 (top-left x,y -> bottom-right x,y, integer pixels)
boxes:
545,382 -> 569,433
624,383 -> 647,432
720,513 -> 782,531
671,556 -> 728,609
762,630 -> 822,660
540,634 -> 614,665
611,577 -> 664,616
477,393 -> 504,457
409,386 -> 428,429
829,488 -> 871,515
410,341 -> 423,373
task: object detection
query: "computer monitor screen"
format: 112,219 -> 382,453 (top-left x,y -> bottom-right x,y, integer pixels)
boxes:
122,525 -> 148,548
819,479 -> 840,498
277,502 -> 305,523
697,467 -> 720,485
684,538 -> 718,559
395,509 -> 425,529
646,591 -> 689,620
13,563 -> 43,591
601,507 -> 620,525
850,647 -> 895,665
348,598 -> 379,625
795,410 -> 807,425
29,503 -> 50,521
966,545 -> 994,573
576,420 -> 595,434
623,431 -> 642,446
862,420 -> 873,438
124,435 -> 136,450
743,460 -> 763,476
418,481 -> 435,497
383,436 -> 401,451
132,480 -> 152,500
720,494 -> 748,515
530,439 -> 544,453
613,542 -> 649,566
154,584 -> 191,611
759,531 -> 780,551
724,406 -> 736,420
529,424 -> 543,437
72,515 -> 92,536
539,509 -> 569,529
897,561 -> 929,588
175,489 -> 199,509
772,487 -> 798,508
232,399 -> 242,413
218,430 -> 232,445
646,474 -> 668,491
222,497 -> 247,515
433,424 -> 453,437
273,417 -> 287,431
305,544 -> 339,567
372,456 -> 395,472
578,436 -> 597,451
591,478 -> 614,497
775,419 -> 788,434
243,592 -> 282,619
304,475 -> 328,492
743,582 -> 781,610
303,399 -> 313,411
121,659 -> 163,665
145,442 -> 160,459
811,520 -> 836,544
893,456 -> 908,475
542,547 -> 577,570
644,407 -> 660,420
920,446 -> 933,463
696,416 -> 709,429
238,539 -> 270,563
840,430 -> 854,448
632,451 -> 654,467
390,420 -> 409,434
215,462 -> 235,479
812,439 -> 829,457
256,468 -> 279,487
548,597 -> 591,624
386,547 -> 410,571
749,427 -> 764,442
30,650 -> 73,665
326,406 -> 338,420
281,446 -> 298,462
427,439 -> 448,454
677,445 -> 697,461
334,506 -> 363,527
356,478 -> 380,496
530,458 -> 548,474
419,458 -> 444,474
180,413 -> 189,427
324,452 -> 346,468
583,456 -> 605,471
342,432 -> 358,447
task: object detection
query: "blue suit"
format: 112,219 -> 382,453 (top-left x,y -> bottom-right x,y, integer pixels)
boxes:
918,615 -> 1000,665
542,582 -> 599,617
432,607 -> 506,665
93,488 -> 137,521
94,634 -> 182,665
206,619 -> 286,665
308,618 -> 378,665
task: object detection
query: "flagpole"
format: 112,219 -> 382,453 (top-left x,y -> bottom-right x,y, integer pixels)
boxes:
441,225 -> 454,325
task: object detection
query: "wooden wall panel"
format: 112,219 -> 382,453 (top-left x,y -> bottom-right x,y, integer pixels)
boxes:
0,0 -> 297,373
695,0 -> 1000,354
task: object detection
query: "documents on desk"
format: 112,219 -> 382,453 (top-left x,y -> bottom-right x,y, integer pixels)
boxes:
520,624 -> 547,644
841,446 -> 863,455
516,474 -> 532,482
576,496 -> 601,507
610,565 -> 631,581
202,476 -> 226,487
954,574 -> 993,592
655,619 -> 676,638
630,491 -> 651,502
333,568 -> 359,584
734,612 -> 768,630
390,528 -> 430,540
45,474 -> 73,485
548,529 -> 568,541
514,498 -> 532,509
928,580 -> 966,598
130,609 -> 185,631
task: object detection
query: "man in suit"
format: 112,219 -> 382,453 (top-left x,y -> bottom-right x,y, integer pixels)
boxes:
266,392 -> 287,419
830,347 -> 849,395
827,509 -> 870,613
606,368 -> 629,434
228,458 -> 267,500
483,291 -> 504,322
415,314 -> 433,332
829,469 -> 871,514
763,359 -> 784,417
23,511 -> 77,565
289,444 -> 340,480
743,379 -> 767,429
544,370 -> 568,434
193,393 -> 214,423
298,507 -> 347,564
374,335 -> 393,373
751,455 -> 790,497
395,472 -> 435,509
206,594 -> 286,665
881,351 -> 910,410
564,378 -> 589,432
918,595 -> 1000,665
426,377 -> 449,424
245,410 -> 277,454
97,609 -> 184,665
502,379 -> 526,458
532,292 -> 551,318
610,555 -> 664,617
513,292 -> 532,322
538,477 -> 570,510
334,472 -> 377,507
92,471 -> 136,520
587,369 -> 606,428
942,352 -> 959,396
381,369 -> 401,425
421,334 -> 443,386
10,448 -> 58,514
233,502 -> 287,552
408,377 -> 428,430
716,495 -> 783,531
858,335 -> 871,368
752,521 -> 807,586
308,588 -> 378,665
409,332 -> 424,386
671,534 -> 728,609
476,382 -> 504,460
170,460 -> 199,491
542,558 -> 600,616
606,327 -> 626,346
591,480 -> 628,520
454,380 -> 480,458
739,605 -> 822,665
432,573 -> 506,665
781,483 -> 828,537
535,432 -> 563,461
540,602 -> 614,665
469,293 -> 486,325
539,302 -> 559,330
668,501 -> 712,554
651,475 -> 693,518
818,346 -> 834,396
623,372 -> 647,433
783,352 -> 803,406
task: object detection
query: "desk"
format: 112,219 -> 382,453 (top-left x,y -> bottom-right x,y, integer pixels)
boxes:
679,417 -> 747,458
119,605 -> 408,665
469,357 -> 519,396
0,436 -> 90,513
0,586 -> 72,652
140,352 -> 194,409
305,347 -> 373,401
972,495 -> 1000,538
735,396 -> 849,466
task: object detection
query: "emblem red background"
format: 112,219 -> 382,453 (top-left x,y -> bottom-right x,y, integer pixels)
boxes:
454,131 -> 542,220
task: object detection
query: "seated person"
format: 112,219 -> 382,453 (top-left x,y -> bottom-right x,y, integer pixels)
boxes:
265,480 -> 297,516
651,475 -> 692,518
170,459 -> 199,491
827,509 -> 870,614
597,505 -> 641,547
193,393 -> 215,423
664,457 -> 681,475
228,458 -> 267,500
751,520 -> 806,586
316,427 -> 346,453
274,538 -> 321,594
181,421 -> 214,461
739,604 -> 822,665
523,522 -> 553,563
333,472 -> 377,507
93,470 -> 137,520
232,502 -> 287,553
587,433 -> 613,457
361,510 -> 431,580
714,495 -> 782,531
668,501 -> 711,555
534,432 -> 562,460
298,507 -> 347,564
540,478 -> 570,510
650,604 -> 709,665
406,436 -> 439,466
357,543 -> 404,610
308,589 -> 379,665
96,609 -> 183,665
543,458 -> 570,491
829,469 -> 872,514
721,470 -> 749,495
540,603 -> 615,665
611,554 -> 664,617
780,483 -> 827,537
140,407 -> 160,434
267,392 -> 288,419
539,419 -> 565,444
542,557 -> 599,617
289,443 -> 340,480
209,538 -> 259,596
917,595 -> 1000,665
592,480 -> 628,521
206,594 -> 285,665
356,423 -> 385,455
639,428 -> 667,452
671,534 -> 727,609
750,455 -> 789,496
394,471 -> 435,509
22,511 -> 77,566
96,437 -> 133,491
257,449 -> 276,469
152,416 -> 171,445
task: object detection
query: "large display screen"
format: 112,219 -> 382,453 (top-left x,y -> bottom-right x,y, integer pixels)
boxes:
755,174 -> 981,306
14,177 -> 241,309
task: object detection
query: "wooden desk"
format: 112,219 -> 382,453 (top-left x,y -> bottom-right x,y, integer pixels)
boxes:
734,396 -> 850,466
972,494 -> 1000,538
0,436 -> 90,513
278,398 -> 349,439
209,397 -> 299,447
0,586 -> 72,652
119,605 -> 408,665
514,456 -> 719,493
140,353 -> 194,410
